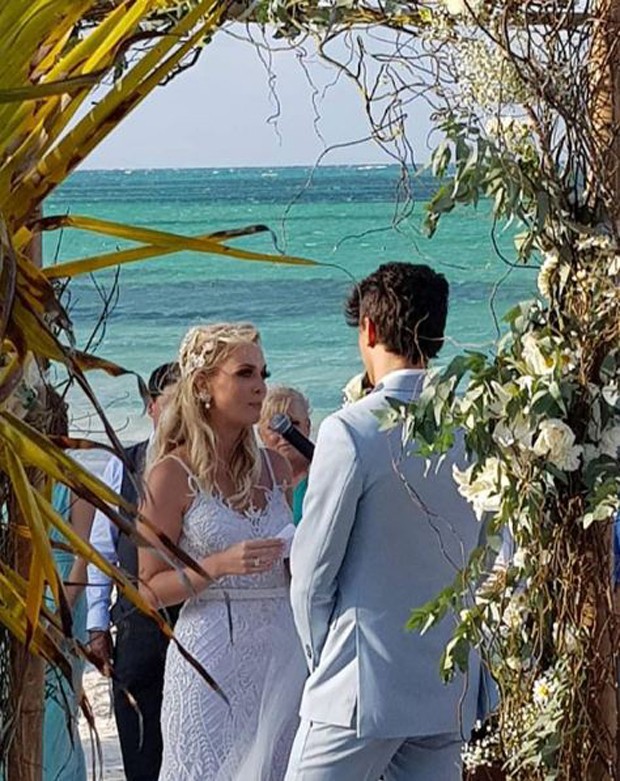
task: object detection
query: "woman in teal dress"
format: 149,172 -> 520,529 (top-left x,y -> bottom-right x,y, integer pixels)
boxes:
42,481 -> 93,781
259,386 -> 312,525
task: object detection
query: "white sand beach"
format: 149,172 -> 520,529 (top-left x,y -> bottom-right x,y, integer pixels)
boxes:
79,669 -> 125,780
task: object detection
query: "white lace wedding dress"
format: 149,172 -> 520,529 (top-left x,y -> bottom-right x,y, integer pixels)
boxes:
159,456 -> 305,781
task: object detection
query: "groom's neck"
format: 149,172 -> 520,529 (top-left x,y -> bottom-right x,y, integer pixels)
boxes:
366,347 -> 424,387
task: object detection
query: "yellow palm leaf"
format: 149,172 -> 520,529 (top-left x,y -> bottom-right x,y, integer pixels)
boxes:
0,72 -> 109,103
40,216 -> 317,277
2,445 -> 64,647
0,411 -> 212,578
33,488 -> 166,634
15,0 -> 224,219
33,486 -> 228,700
0,576 -> 73,678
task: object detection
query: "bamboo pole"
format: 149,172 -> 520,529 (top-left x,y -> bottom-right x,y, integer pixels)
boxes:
7,206 -> 44,781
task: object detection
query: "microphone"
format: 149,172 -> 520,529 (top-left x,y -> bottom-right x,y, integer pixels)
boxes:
268,413 -> 315,462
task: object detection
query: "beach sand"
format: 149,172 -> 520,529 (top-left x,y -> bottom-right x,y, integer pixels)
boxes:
79,668 -> 125,780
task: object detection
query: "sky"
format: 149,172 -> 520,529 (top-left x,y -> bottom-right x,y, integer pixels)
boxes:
82,28 -> 433,170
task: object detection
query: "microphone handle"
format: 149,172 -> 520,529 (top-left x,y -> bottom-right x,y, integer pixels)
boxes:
281,426 -> 315,462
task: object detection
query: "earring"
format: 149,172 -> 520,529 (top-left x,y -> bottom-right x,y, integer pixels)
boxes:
198,390 -> 212,410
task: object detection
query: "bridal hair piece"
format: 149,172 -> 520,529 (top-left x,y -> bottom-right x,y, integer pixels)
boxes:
150,322 -> 262,509
179,322 -> 258,379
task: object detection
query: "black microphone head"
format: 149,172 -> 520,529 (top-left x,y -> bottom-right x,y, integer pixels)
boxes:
269,413 -> 292,435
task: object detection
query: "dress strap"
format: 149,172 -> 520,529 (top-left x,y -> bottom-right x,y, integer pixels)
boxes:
262,448 -> 277,490
163,454 -> 199,493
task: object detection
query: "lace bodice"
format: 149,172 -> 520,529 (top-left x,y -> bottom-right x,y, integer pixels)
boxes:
178,477 -> 292,592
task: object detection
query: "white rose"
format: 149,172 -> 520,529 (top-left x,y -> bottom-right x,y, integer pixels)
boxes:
453,457 -> 509,520
600,425 -> 620,459
522,333 -> 554,376
533,419 -> 582,471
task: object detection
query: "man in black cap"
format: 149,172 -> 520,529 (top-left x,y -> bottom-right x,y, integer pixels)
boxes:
86,362 -> 180,781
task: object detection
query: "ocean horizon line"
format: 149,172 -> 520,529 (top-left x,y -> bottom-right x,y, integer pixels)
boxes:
76,161 -> 430,174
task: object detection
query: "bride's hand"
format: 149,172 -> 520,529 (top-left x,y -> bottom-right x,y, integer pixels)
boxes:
206,538 -> 285,578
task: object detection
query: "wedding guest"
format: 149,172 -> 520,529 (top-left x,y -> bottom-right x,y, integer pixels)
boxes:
286,263 -> 482,781
43,399 -> 94,781
86,362 -> 179,781
138,322 -> 304,781
259,386 -> 312,525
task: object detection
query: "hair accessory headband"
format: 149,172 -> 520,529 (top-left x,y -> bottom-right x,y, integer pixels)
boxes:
179,327 -> 217,379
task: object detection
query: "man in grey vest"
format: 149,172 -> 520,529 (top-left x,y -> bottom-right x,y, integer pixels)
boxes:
86,362 -> 180,781
286,263 -> 481,780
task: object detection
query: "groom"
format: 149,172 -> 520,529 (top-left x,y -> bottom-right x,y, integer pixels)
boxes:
286,263 -> 481,780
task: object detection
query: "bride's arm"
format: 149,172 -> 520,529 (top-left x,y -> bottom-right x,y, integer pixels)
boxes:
138,459 -> 285,609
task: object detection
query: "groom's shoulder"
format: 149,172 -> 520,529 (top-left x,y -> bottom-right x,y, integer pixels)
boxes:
321,393 -> 389,443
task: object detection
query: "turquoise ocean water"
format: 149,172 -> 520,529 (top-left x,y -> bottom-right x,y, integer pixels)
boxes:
43,165 -> 536,449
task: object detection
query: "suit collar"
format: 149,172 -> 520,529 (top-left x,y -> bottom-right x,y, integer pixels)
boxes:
371,368 -> 426,396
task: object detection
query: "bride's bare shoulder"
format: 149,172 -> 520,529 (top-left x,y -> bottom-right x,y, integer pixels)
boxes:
148,449 -> 193,484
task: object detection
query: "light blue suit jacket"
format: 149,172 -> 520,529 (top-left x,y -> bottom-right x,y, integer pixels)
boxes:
290,369 -> 482,739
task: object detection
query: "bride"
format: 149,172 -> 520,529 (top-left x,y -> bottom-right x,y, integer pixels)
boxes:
138,322 -> 305,780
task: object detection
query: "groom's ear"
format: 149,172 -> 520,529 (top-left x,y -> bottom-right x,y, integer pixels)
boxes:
366,317 -> 378,348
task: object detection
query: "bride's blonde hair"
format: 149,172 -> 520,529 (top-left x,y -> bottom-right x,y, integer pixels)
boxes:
151,322 -> 262,509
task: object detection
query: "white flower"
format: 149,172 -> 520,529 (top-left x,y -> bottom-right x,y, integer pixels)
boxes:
576,234 -> 613,252
444,0 -> 466,14
600,425 -> 620,459
533,419 -> 582,471
532,676 -> 552,707
453,457 -> 509,521
512,548 -> 526,570
492,413 -> 533,450
537,250 -> 559,299
342,373 -> 368,406
516,374 -> 534,394
502,598 -> 523,630
443,0 -> 480,15
522,333 -> 555,376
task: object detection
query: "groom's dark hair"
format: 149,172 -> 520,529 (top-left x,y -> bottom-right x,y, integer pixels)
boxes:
345,262 -> 449,364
